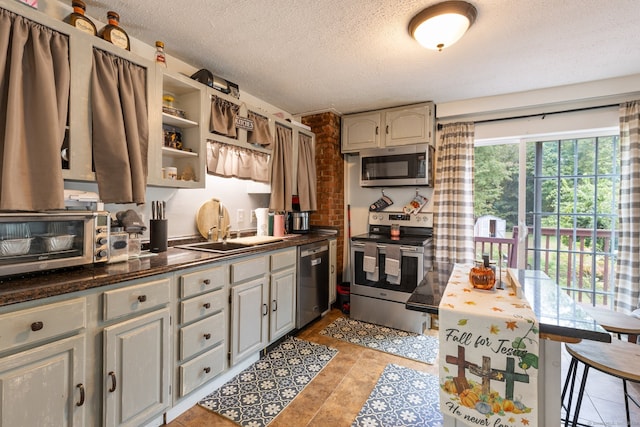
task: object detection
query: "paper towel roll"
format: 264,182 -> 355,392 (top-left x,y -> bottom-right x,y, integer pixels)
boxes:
255,208 -> 269,236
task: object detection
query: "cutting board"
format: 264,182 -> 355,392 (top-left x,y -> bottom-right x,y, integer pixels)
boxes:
196,199 -> 230,239
227,235 -> 284,245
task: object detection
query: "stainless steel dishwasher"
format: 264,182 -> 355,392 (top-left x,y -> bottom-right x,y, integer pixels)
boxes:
296,241 -> 329,329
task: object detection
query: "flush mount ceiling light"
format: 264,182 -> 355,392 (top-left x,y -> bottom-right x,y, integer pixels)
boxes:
408,1 -> 477,51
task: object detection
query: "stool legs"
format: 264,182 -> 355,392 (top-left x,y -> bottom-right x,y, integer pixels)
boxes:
562,357 -> 578,427
561,356 -> 591,427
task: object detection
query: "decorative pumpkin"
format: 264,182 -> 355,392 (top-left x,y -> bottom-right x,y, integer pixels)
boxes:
469,265 -> 496,290
502,399 -> 515,412
459,389 -> 480,407
444,380 -> 457,394
492,401 -> 503,413
475,401 -> 492,414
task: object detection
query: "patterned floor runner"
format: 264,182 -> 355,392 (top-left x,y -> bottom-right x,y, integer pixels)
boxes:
320,317 -> 439,364
352,363 -> 443,427
198,337 -> 338,427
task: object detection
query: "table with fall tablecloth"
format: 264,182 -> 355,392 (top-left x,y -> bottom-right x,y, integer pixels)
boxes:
439,264 -> 539,427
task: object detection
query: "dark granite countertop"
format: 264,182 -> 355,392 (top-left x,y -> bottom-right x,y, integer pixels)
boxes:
406,263 -> 611,343
0,232 -> 334,308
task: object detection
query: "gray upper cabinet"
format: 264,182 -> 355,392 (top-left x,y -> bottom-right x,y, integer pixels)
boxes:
341,102 -> 435,153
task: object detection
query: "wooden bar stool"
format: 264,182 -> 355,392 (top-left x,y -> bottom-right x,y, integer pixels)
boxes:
581,305 -> 640,343
562,338 -> 640,427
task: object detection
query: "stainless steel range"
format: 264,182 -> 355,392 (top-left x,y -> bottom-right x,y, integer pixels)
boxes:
350,211 -> 433,333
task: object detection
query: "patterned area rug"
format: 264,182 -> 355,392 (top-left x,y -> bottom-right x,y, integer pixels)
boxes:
320,317 -> 439,364
198,337 -> 338,427
352,364 -> 443,427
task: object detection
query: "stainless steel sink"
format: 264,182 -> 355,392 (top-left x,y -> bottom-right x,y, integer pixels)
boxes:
177,236 -> 285,254
176,241 -> 251,254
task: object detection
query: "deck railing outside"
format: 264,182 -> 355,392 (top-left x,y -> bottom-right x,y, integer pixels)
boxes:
474,227 -> 616,308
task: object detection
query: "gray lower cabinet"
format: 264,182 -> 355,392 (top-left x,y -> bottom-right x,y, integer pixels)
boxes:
0,334 -> 86,426
0,297 -> 87,427
229,249 -> 297,366
102,277 -> 172,427
269,249 -> 296,341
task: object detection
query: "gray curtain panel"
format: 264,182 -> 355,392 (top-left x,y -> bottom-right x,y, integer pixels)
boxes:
614,100 -> 640,313
247,111 -> 272,148
297,132 -> 317,212
0,9 -> 69,211
210,95 -> 239,138
269,124 -> 293,212
91,48 -> 148,204
433,122 -> 476,265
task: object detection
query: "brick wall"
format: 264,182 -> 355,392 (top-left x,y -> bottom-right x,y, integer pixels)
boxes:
301,112 -> 344,283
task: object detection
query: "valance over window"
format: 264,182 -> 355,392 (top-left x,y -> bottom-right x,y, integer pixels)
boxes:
206,140 -> 270,182
91,48 -> 148,204
0,8 -> 70,211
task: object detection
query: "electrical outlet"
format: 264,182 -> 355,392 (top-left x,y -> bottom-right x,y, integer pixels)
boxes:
237,209 -> 245,224
250,210 -> 257,223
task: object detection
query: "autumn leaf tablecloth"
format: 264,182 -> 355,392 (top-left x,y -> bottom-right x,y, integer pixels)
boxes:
438,264 -> 539,427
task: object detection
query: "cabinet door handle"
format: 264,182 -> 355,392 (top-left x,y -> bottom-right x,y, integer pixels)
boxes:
137,295 -> 147,303
30,321 -> 44,332
385,125 -> 389,134
203,302 -> 211,309
272,300 -> 277,312
262,303 -> 268,316
203,279 -> 211,285
331,265 -> 335,273
203,367 -> 211,374
76,383 -> 85,407
204,333 -> 211,340
108,371 -> 117,392
375,126 -> 379,135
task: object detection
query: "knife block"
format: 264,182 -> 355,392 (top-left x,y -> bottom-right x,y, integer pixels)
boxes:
149,219 -> 168,253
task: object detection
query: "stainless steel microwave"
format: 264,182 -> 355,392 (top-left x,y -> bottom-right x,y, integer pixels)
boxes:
0,211 -> 110,277
359,144 -> 435,187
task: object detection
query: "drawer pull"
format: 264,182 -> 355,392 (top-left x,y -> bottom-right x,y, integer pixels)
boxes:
76,383 -> 85,407
108,371 -> 117,392
203,302 -> 211,309
137,295 -> 147,303
30,321 -> 44,332
203,367 -> 211,374
204,333 -> 211,340
203,279 -> 211,285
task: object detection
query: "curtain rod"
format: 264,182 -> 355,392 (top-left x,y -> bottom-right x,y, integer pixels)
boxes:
436,103 -> 619,130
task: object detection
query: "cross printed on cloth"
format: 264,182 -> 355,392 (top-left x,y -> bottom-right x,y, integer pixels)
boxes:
439,264 -> 539,427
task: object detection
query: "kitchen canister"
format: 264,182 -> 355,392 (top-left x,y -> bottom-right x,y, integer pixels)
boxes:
273,214 -> 285,237
254,208 -> 269,236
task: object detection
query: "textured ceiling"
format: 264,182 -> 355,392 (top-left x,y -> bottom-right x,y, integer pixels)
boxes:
80,0 -> 640,115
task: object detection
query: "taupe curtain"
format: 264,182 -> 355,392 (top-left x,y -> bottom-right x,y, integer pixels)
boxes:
210,95 -> 239,138
91,48 -> 148,204
297,132 -> 317,211
269,124 -> 293,212
614,100 -> 640,313
247,111 -> 272,148
433,122 -> 475,264
0,9 -> 69,210
206,140 -> 269,182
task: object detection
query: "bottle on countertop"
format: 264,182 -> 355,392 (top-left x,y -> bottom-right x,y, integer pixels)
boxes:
155,41 -> 167,67
100,11 -> 130,50
66,0 -> 97,36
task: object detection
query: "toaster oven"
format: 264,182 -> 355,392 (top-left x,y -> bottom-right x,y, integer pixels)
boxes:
0,211 -> 110,277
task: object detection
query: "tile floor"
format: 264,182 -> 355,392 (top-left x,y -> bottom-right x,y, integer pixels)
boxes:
166,308 -> 640,427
